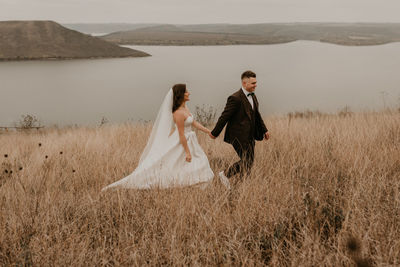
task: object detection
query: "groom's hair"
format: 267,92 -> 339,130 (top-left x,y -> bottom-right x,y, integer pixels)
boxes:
241,70 -> 256,80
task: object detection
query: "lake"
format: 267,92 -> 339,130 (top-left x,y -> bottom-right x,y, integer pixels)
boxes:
1,41 -> 399,126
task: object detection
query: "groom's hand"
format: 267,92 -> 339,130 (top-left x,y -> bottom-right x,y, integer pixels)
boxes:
209,132 -> 216,139
264,132 -> 270,141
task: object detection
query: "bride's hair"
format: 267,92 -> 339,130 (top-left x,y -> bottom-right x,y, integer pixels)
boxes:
172,83 -> 186,113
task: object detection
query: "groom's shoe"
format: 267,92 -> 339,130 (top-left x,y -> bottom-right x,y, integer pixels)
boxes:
218,171 -> 231,190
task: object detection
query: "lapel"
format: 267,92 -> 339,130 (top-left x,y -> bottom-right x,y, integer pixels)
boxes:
253,94 -> 259,112
238,89 -> 253,120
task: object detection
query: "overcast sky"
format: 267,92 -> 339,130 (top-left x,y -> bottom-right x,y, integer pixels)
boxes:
1,0 -> 400,24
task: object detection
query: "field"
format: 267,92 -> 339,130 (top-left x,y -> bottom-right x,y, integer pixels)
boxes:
0,111 -> 399,266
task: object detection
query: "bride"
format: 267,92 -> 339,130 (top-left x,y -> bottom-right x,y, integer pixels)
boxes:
102,84 -> 214,190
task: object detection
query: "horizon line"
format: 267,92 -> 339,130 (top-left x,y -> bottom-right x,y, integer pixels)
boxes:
2,20 -> 400,25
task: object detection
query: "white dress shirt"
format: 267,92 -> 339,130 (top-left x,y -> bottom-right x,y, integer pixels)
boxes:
242,87 -> 254,109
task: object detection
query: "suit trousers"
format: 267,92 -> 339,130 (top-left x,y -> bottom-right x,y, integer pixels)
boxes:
225,139 -> 255,178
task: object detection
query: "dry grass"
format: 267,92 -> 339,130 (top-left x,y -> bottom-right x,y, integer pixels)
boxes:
0,111 -> 399,266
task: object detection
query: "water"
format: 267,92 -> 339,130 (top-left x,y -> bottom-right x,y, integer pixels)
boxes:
1,41 -> 399,126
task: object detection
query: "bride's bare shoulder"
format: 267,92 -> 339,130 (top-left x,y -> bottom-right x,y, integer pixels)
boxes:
173,109 -> 186,121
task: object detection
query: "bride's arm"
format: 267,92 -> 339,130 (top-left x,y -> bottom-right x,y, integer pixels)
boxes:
174,112 -> 192,162
192,120 -> 211,135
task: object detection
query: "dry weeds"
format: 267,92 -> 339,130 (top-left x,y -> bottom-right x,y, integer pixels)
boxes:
0,111 -> 399,266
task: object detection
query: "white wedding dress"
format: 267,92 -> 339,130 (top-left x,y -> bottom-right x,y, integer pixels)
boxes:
102,89 -> 214,190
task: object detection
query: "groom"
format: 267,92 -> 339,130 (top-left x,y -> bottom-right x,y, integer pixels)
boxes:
209,70 -> 270,189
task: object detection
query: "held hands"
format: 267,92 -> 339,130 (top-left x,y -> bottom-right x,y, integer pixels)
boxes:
206,129 -> 267,141
207,129 -> 216,139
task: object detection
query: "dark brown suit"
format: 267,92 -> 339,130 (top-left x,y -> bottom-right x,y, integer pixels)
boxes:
211,89 -> 268,178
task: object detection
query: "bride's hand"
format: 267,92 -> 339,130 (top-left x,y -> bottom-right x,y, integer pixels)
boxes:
186,153 -> 192,163
206,129 -> 214,138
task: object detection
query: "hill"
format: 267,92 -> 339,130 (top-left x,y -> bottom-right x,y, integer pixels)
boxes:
101,24 -> 294,45
101,23 -> 400,46
0,21 -> 150,61
63,23 -> 159,35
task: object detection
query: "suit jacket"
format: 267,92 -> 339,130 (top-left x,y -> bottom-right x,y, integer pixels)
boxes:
211,89 -> 268,145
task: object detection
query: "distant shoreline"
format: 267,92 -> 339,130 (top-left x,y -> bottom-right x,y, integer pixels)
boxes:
96,22 -> 400,47
0,54 -> 150,62
104,38 -> 399,47
1,39 -> 396,63
118,39 -> 399,47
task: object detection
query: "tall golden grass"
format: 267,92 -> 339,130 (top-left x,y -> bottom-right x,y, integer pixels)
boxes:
0,111 -> 399,266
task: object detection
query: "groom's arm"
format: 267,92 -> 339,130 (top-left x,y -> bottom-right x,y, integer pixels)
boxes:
259,114 -> 268,133
260,115 -> 270,140
254,95 -> 268,133
211,95 -> 240,137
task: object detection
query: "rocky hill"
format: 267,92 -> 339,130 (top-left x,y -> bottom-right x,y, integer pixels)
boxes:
0,21 -> 150,61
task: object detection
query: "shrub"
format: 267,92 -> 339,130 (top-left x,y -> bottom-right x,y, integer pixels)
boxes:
17,114 -> 42,129
194,104 -> 217,127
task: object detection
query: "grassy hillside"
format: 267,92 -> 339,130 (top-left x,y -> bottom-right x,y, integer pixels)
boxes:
0,21 -> 150,61
63,23 -> 159,34
101,23 -> 400,46
0,110 -> 399,265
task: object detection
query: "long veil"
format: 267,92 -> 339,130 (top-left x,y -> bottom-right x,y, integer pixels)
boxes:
101,88 -> 214,191
137,88 -> 175,169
